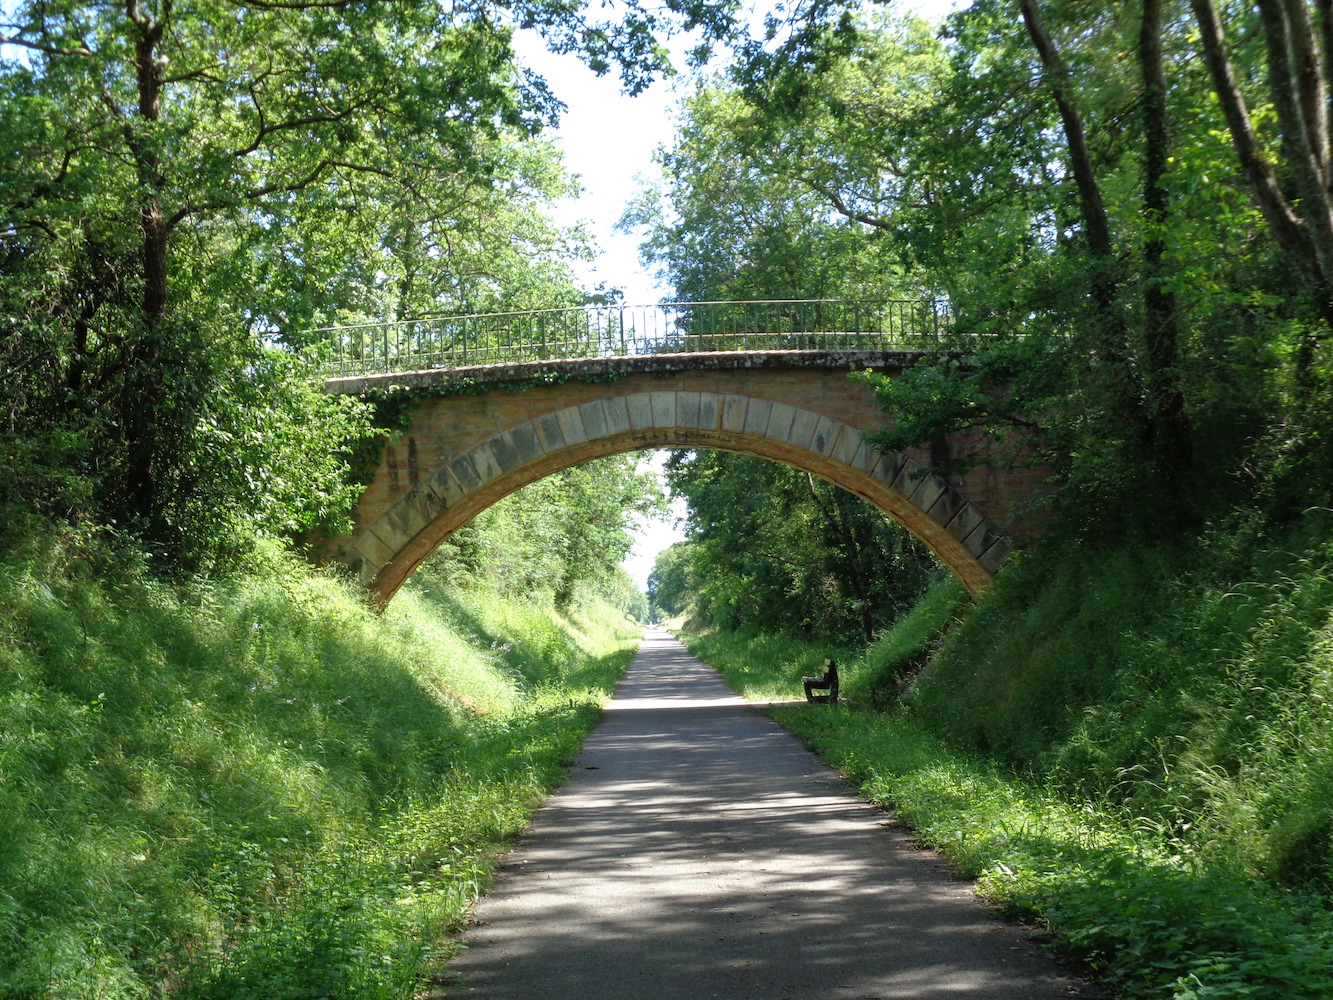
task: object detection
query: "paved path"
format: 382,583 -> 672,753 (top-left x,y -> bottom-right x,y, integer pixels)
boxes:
441,628 -> 1105,999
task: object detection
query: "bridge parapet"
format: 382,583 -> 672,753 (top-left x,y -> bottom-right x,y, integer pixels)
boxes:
310,299 -> 953,378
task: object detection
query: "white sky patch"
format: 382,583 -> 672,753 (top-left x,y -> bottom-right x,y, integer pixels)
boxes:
622,450 -> 688,590
511,0 -> 970,310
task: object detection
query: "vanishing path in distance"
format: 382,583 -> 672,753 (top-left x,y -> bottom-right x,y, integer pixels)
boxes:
440,627 -> 1105,1000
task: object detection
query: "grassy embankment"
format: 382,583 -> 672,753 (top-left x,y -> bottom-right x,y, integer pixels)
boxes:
0,538 -> 639,1000
679,513 -> 1333,999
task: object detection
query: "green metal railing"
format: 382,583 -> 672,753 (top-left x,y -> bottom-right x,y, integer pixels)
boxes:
310,299 -> 953,378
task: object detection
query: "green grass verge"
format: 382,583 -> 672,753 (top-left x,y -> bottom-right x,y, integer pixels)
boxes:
680,624 -> 1333,1000
0,537 -> 639,1000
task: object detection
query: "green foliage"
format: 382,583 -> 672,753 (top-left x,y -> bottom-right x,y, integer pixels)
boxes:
674,579 -> 963,705
0,535 -> 638,1000
855,576 -> 969,706
903,510 -> 1333,897
679,626 -> 852,703
621,12 -> 956,304
661,450 -> 938,642
1,0 -> 704,565
648,539 -> 696,621
681,501 -> 1333,996
636,1 -> 1329,523
425,452 -> 664,610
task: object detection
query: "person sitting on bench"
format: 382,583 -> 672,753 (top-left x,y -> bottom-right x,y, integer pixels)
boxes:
803,659 -> 839,704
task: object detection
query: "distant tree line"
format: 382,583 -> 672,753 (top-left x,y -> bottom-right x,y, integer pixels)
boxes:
649,451 -> 938,642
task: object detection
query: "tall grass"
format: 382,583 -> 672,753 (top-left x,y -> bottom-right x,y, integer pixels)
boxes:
912,512 -> 1333,889
0,536 -> 638,1000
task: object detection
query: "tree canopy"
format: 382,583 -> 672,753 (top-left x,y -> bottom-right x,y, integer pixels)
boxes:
0,0 -> 738,563
627,0 -> 1333,540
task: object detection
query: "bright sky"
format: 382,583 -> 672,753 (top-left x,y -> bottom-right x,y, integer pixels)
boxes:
514,1 -> 970,589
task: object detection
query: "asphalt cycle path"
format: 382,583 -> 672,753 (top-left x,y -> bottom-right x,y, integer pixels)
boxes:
441,627 -> 1107,1000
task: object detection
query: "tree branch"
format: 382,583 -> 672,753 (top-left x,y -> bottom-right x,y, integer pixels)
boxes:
0,34 -> 92,56
799,176 -> 896,230
1018,0 -> 1114,261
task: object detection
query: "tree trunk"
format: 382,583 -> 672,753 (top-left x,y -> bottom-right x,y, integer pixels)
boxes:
1139,0 -> 1194,488
1019,0 -> 1141,427
1191,0 -> 1333,355
122,2 -> 171,534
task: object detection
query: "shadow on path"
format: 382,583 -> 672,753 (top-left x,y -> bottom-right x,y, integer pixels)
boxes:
439,628 -> 1110,1000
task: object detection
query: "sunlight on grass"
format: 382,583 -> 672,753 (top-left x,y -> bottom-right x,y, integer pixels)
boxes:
0,539 -> 640,1000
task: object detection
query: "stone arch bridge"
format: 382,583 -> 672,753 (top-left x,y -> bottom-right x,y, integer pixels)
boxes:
323,350 -> 1047,606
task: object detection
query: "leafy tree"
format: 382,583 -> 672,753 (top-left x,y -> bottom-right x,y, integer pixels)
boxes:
427,453 -> 665,608
702,2 -> 1314,525
662,450 -> 938,642
0,0 -> 733,563
648,540 -> 697,620
622,85 -> 909,302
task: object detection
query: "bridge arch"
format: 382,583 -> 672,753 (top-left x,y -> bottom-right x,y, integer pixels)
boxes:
347,389 -> 1012,605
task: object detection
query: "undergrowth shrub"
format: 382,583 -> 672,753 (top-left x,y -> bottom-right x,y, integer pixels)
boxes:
0,535 -> 638,1000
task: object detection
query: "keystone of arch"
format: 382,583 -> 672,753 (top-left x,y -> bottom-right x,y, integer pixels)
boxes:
349,390 -> 1012,606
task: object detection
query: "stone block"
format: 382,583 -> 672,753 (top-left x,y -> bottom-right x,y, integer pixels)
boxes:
832,427 -> 869,469
469,440 -> 504,484
534,411 -> 566,451
945,502 -> 987,543
509,422 -> 544,465
556,406 -> 589,446
626,393 -> 655,430
808,416 -> 842,456
650,391 -> 677,428
870,450 -> 910,491
697,392 -> 724,429
765,402 -> 799,443
579,399 -> 610,440
787,406 -> 822,451
448,452 -> 484,495
351,528 -> 395,573
925,484 -> 966,527
906,469 -> 947,513
676,391 -> 706,429
721,394 -> 749,433
978,534 -> 1014,573
889,456 -> 929,497
364,512 -> 415,561
742,398 -> 774,437
602,395 -> 632,435
427,464 -> 467,508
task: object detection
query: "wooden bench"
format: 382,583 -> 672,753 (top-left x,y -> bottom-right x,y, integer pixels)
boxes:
803,659 -> 839,704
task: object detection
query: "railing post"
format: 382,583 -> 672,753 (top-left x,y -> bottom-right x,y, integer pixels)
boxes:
539,312 -> 547,359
